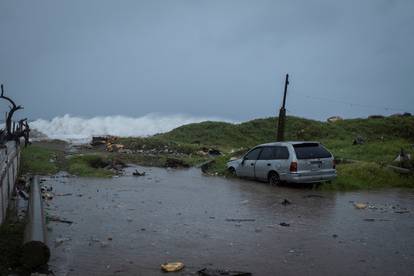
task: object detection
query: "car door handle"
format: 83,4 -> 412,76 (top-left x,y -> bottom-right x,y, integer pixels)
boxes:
250,163 -> 254,166
267,163 -> 271,166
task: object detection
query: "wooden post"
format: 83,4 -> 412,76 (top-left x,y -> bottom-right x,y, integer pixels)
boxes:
277,74 -> 289,141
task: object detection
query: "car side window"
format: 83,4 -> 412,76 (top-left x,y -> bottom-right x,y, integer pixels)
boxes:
258,146 -> 289,160
258,147 -> 273,160
275,146 -> 289,159
244,148 -> 262,160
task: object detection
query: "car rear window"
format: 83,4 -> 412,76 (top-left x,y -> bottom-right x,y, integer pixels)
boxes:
259,146 -> 289,160
293,143 -> 332,159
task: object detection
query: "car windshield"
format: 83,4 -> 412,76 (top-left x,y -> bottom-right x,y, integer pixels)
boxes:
293,143 -> 332,159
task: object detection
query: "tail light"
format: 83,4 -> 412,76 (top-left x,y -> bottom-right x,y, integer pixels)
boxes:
333,159 -> 336,169
289,161 -> 297,172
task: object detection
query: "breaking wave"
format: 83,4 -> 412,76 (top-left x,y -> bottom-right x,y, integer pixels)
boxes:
30,114 -> 232,142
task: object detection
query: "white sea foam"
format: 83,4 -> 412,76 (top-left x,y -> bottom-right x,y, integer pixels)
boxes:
30,114 -> 232,142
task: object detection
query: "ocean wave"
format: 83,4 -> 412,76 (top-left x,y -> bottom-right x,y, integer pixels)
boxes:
30,114 -> 232,142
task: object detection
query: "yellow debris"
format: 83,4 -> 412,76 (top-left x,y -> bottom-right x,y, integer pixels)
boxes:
354,203 -> 368,209
161,262 -> 184,272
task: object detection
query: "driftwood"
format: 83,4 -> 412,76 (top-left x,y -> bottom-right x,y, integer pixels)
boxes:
0,84 -> 30,145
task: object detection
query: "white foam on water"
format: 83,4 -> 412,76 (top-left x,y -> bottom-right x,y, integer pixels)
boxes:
30,114 -> 233,143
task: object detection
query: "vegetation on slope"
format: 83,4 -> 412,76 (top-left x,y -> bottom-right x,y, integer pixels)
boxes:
21,115 -> 414,189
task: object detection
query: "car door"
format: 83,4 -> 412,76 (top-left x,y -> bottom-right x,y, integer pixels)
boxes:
255,146 -> 291,181
254,147 -> 273,180
237,147 -> 262,178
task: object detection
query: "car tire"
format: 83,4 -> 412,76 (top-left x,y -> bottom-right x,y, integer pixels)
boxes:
268,171 -> 280,186
228,167 -> 236,176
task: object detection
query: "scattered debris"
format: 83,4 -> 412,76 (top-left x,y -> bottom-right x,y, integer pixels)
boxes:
303,194 -> 324,198
279,222 -> 290,227
48,215 -> 73,224
55,237 -> 71,247
225,218 -> 256,222
55,193 -> 72,196
394,210 -> 410,214
161,262 -> 185,272
281,199 -> 291,205
165,158 -> 190,168
198,268 -> 252,276
327,116 -> 343,123
353,136 -> 365,145
354,203 -> 368,209
208,148 -> 222,156
392,148 -> 412,170
18,189 -> 29,200
200,160 -> 215,173
132,169 -> 146,176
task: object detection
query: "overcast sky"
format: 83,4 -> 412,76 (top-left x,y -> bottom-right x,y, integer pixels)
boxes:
0,0 -> 413,122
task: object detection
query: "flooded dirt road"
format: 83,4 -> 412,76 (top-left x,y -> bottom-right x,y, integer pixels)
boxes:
43,167 -> 414,276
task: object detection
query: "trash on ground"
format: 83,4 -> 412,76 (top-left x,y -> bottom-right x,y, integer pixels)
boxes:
55,237 -> 71,247
353,136 -> 365,145
327,116 -> 343,123
395,210 -> 410,214
393,148 -> 412,169
18,189 -> 29,200
225,218 -> 256,222
198,268 -> 252,276
55,193 -> 72,196
165,158 -> 190,168
303,194 -> 324,198
48,215 -> 73,224
161,262 -> 185,272
132,169 -> 146,176
280,222 -> 290,227
354,203 -> 368,209
281,199 -> 291,205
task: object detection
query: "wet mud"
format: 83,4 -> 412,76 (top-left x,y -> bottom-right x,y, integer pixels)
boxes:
42,167 -> 414,276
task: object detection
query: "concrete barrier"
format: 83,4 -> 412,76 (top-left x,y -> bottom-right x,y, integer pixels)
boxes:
22,175 -> 50,268
0,140 -> 20,225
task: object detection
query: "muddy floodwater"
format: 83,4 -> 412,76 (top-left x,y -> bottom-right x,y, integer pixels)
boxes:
42,166 -> 414,276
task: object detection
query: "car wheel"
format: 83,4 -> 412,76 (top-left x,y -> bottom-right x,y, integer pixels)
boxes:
228,167 -> 236,176
268,171 -> 280,186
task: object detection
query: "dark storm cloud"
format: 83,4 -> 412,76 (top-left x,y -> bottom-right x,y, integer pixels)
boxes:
0,0 -> 413,121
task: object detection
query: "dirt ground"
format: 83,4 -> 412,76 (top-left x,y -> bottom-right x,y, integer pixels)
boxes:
42,166 -> 414,276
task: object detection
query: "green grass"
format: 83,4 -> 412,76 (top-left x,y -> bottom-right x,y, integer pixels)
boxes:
0,214 -> 25,275
21,115 -> 414,188
324,162 -> 414,190
20,145 -> 62,175
67,154 -> 114,177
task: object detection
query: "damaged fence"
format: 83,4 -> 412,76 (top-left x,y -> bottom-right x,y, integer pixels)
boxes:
0,140 -> 20,225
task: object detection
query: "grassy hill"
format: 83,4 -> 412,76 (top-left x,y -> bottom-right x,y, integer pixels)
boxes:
151,115 -> 414,161
151,115 -> 414,190
22,115 -> 414,190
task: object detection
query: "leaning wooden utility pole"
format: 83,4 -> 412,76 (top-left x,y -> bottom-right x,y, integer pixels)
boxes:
276,74 -> 289,141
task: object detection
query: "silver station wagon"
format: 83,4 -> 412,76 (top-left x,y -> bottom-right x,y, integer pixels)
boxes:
226,141 -> 336,185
